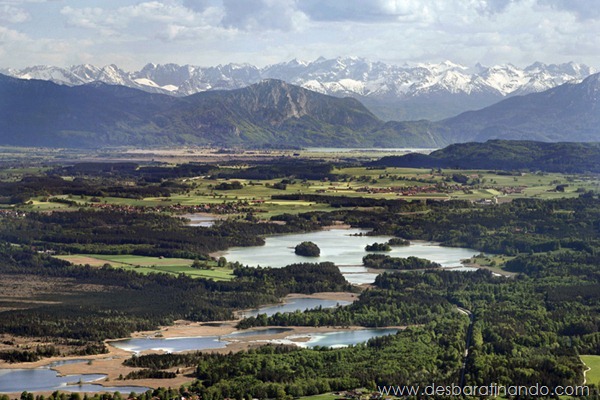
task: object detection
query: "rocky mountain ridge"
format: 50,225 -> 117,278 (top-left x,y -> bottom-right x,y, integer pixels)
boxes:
3,57 -> 595,121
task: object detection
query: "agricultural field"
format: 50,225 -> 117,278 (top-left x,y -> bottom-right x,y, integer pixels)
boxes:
55,254 -> 234,281
2,146 -> 600,399
14,164 -> 598,218
582,355 -> 600,386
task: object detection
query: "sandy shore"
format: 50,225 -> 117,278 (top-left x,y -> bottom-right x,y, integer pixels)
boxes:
124,320 -> 238,339
180,212 -> 229,221
461,262 -> 516,277
0,291 -> 365,395
2,321 -> 400,396
285,292 -> 358,302
120,291 -> 358,340
321,224 -> 352,230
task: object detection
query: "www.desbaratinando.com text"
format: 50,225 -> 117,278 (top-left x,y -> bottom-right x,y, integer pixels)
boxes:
378,383 -> 591,397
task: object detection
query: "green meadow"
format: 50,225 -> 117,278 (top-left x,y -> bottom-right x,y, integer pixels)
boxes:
17,166 -> 600,218
55,254 -> 234,281
581,355 -> 600,386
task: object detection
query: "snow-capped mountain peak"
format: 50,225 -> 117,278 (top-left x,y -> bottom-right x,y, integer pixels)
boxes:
2,58 -> 596,120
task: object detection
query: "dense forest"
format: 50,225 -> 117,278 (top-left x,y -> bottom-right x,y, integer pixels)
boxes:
128,265 -> 597,399
0,210 -> 323,258
3,162 -> 600,398
317,194 -> 600,256
136,316 -> 466,400
371,140 -> 600,173
362,254 -> 441,269
0,160 -> 346,206
37,194 -> 593,398
0,244 -> 351,361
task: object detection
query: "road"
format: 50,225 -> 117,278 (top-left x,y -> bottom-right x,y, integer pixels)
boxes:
457,306 -> 474,388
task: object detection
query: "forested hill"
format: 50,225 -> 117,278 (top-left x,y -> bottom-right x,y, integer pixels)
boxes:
439,73 -> 600,143
371,140 -> 600,173
2,71 -> 600,148
0,74 -> 445,148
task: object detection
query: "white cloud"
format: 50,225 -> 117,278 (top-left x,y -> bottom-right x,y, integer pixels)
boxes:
0,4 -> 29,23
60,6 -> 117,33
538,0 -> 600,20
297,0 -> 426,22
0,25 -> 27,42
221,0 -> 308,31
121,1 -> 197,23
60,1 -> 230,40
1,0 -> 599,70
0,25 -> 94,67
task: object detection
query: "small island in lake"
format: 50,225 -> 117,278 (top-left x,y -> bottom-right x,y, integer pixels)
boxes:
363,254 -> 441,270
388,237 -> 410,246
295,241 -> 321,257
365,242 -> 392,252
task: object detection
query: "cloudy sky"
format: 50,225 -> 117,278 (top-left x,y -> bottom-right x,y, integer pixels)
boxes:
1,0 -> 599,70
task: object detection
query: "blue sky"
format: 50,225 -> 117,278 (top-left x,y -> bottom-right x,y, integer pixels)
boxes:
1,0 -> 599,70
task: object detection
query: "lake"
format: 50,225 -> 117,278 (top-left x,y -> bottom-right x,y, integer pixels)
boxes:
110,336 -> 228,354
0,360 -> 150,394
239,297 -> 351,318
110,294 -> 353,354
111,328 -> 297,353
1,326 -> 399,393
2,229 -> 476,392
221,228 -> 479,284
305,147 -> 435,153
293,328 -> 400,348
185,214 -> 218,227
110,327 -> 398,354
226,328 -> 293,338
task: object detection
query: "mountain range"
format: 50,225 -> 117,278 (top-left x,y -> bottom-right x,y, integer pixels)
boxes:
1,69 -> 599,149
0,75 -> 442,148
440,73 -> 600,143
2,58 -> 595,121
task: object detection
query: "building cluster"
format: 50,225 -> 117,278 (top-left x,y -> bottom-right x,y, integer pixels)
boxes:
87,202 -> 254,215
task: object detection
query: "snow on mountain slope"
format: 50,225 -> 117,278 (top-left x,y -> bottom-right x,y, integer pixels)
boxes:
4,58 -> 596,120
134,78 -> 178,92
9,65 -> 88,85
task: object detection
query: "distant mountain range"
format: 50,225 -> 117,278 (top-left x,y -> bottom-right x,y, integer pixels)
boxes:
0,75 -> 442,148
440,73 -> 600,143
2,58 -> 595,121
1,70 -> 599,149
370,140 -> 600,173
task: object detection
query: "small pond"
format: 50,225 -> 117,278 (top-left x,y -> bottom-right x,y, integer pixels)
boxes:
300,328 -> 400,348
239,297 -> 351,318
110,327 -> 400,353
110,336 -> 227,354
0,360 -> 150,393
185,214 -> 218,227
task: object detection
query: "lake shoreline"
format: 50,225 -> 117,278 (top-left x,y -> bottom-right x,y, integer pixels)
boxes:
1,227 -> 481,394
207,225 -> 357,259
215,227 -> 479,285
0,291 -> 361,395
1,323 -> 404,396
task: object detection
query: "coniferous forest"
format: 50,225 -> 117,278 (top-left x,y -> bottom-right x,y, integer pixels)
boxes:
1,153 -> 600,399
